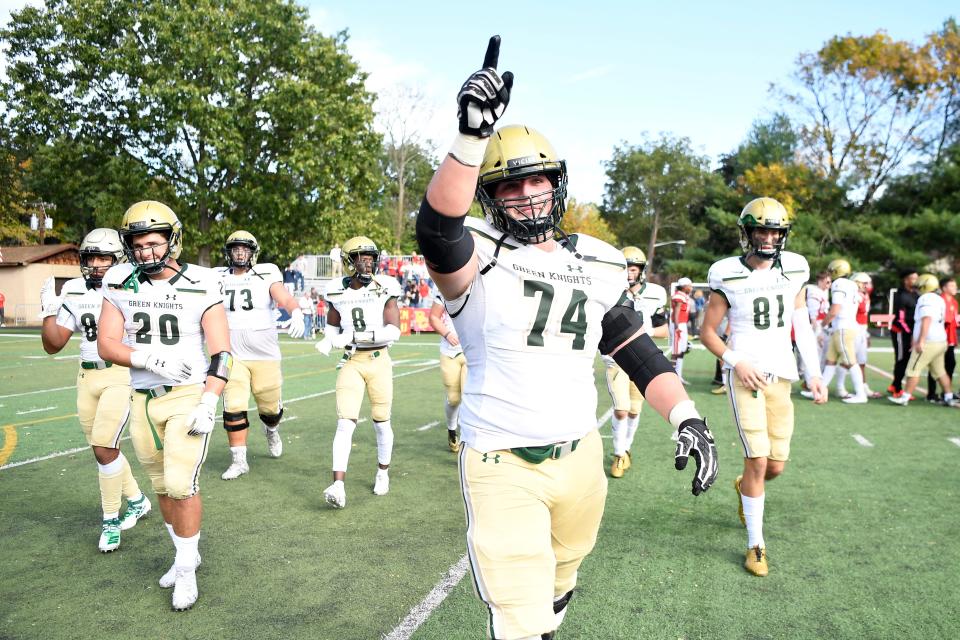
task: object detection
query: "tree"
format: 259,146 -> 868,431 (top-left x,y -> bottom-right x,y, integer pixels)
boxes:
718,113 -> 799,187
560,199 -> 617,245
1,0 -> 382,264
929,18 -> 960,164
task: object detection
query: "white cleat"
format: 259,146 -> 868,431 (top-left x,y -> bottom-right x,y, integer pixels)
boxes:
171,568 -> 198,611
841,394 -> 868,404
98,518 -> 122,553
887,394 -> 910,406
120,495 -> 152,531
221,461 -> 249,480
264,426 -> 283,458
159,554 -> 201,588
799,390 -> 815,400
373,469 -> 390,496
324,481 -> 346,509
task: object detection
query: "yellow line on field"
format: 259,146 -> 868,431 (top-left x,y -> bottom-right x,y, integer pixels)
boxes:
0,425 -> 18,467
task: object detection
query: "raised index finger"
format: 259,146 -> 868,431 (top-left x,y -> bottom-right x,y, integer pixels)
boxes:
482,35 -> 501,69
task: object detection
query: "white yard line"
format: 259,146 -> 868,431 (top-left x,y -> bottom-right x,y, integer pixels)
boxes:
417,421 -> 440,432
948,437 -> 960,448
0,437 -> 131,470
864,363 -> 927,395
15,406 -> 57,415
851,434 -> 874,448
0,385 -> 77,400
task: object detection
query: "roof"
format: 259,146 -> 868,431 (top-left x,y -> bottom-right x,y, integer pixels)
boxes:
0,244 -> 80,267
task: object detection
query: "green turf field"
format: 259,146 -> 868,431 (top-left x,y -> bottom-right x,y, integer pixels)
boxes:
1,331 -> 958,640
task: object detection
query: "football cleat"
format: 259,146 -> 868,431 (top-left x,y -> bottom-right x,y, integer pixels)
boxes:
610,455 -> 626,478
324,481 -> 346,508
799,389 -> 814,400
373,469 -> 390,496
98,518 -> 122,553
171,568 -> 198,611
887,393 -> 910,406
119,495 -> 152,531
734,475 -> 745,527
841,394 -> 868,404
711,385 -> 728,395
221,460 -> 249,480
744,546 -> 768,577
447,429 -> 461,453
264,426 -> 283,458
159,554 -> 200,589
622,450 -> 632,471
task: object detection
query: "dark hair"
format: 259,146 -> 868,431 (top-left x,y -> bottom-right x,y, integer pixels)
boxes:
899,268 -> 918,280
816,271 -> 830,281
940,275 -> 955,288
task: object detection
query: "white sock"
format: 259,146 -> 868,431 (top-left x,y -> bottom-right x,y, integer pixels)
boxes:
165,522 -> 175,542
835,368 -> 848,395
849,365 -> 865,398
128,491 -> 144,503
373,420 -> 394,466
229,446 -> 247,464
742,493 -> 765,549
444,399 -> 459,430
822,364 -> 837,387
944,392 -> 954,402
172,531 -> 200,569
103,511 -> 119,520
675,359 -> 684,378
332,419 -> 357,472
624,415 -> 640,451
611,415 -> 627,456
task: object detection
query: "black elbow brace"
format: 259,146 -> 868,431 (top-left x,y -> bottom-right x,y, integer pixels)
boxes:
207,351 -> 233,382
650,311 -> 668,328
599,306 -> 674,395
415,198 -> 475,274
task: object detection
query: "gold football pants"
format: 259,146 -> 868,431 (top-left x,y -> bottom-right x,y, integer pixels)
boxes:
336,349 -> 393,422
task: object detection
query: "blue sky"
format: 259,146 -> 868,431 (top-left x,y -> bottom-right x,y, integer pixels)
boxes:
2,1 -> 955,202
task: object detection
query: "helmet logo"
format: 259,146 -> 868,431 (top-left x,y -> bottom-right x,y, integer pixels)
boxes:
507,155 -> 535,168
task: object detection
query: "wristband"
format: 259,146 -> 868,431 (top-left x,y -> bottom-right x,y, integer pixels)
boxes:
199,391 -> 219,408
721,350 -> 743,367
449,133 -> 489,167
130,350 -> 149,369
668,400 -> 700,429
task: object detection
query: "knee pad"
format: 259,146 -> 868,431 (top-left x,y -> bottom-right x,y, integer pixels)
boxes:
259,408 -> 283,428
223,410 -> 249,432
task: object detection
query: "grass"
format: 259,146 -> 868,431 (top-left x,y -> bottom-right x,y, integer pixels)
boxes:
0,330 -> 958,640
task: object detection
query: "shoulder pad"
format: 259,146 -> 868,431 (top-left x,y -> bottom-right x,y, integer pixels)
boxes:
569,234 -> 626,270
779,251 -> 810,277
103,263 -> 135,287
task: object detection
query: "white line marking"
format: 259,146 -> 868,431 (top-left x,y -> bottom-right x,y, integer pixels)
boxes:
0,385 -> 77,400
0,436 -> 131,470
385,408 -> 615,639
948,437 -> 960,448
864,363 -> 927,395
417,421 -> 440,432
279,416 -> 298,423
851,434 -> 874,448
15,406 -> 57,415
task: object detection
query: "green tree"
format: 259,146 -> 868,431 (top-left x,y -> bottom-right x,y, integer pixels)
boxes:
1,0 -> 382,265
718,113 -> 799,187
560,199 -> 617,245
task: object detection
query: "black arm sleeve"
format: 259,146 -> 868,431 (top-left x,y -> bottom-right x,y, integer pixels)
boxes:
415,197 -> 475,274
598,305 -> 675,395
650,311 -> 668,328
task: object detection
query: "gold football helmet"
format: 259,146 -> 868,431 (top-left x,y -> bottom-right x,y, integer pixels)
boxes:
738,197 -> 792,260
342,235 -> 380,284
622,246 -> 647,285
477,125 -> 568,244
119,201 -> 183,274
223,230 -> 260,269
79,228 -> 125,288
827,258 -> 852,280
916,273 -> 939,294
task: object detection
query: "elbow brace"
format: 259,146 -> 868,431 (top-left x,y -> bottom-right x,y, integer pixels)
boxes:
415,198 -> 475,274
650,311 -> 668,328
792,308 -> 822,385
598,306 -> 675,395
207,351 -> 233,382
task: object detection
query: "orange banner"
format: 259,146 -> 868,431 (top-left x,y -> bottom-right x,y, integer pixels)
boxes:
399,308 -> 435,335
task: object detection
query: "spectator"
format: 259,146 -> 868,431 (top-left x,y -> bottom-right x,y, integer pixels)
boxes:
330,244 -> 342,278
691,289 -> 705,336
418,278 -> 431,308
299,292 -> 315,339
291,259 -> 305,293
928,276 -> 957,402
387,255 -> 398,279
889,269 -> 919,397
0,289 -> 5,327
283,265 -> 296,296
316,295 -> 327,331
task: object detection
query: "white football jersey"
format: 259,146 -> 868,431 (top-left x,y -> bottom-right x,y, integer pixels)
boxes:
600,281 -> 667,366
326,274 -> 403,348
56,277 -> 108,363
446,217 -> 628,452
805,284 -> 828,323
915,292 -> 947,342
708,252 -> 810,380
829,277 -> 860,331
102,263 -> 223,389
217,263 -> 283,360
434,294 -> 462,358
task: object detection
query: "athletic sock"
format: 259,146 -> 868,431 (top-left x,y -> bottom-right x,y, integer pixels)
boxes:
373,420 -> 394,466
229,446 -> 247,464
332,419 -> 357,472
624,415 -> 640,451
172,531 -> 200,570
675,359 -> 684,379
444,399 -> 459,430
822,365 -> 837,387
835,368 -> 848,396
742,493 -> 765,549
849,365 -> 866,398
611,415 -> 627,456
97,455 -> 125,517
117,453 -> 141,500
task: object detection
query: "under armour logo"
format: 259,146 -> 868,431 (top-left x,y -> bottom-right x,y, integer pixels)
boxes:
166,294 -> 177,300
481,453 -> 501,464
566,264 -> 583,273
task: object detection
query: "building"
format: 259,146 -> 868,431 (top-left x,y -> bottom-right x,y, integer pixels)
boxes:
0,244 -> 80,326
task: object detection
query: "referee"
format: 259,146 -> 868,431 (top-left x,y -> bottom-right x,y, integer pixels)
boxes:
890,269 -> 919,397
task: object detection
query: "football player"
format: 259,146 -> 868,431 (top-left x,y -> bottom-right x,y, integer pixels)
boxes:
799,271 -> 830,400
701,197 -> 827,578
315,236 -> 402,508
429,293 -> 467,452
98,201 -> 231,611
414,36 -> 717,640
39,228 -> 151,553
216,230 -> 305,480
888,274 -> 957,406
603,246 -> 668,478
670,277 -> 694,384
849,272 -> 883,399
820,259 -> 868,403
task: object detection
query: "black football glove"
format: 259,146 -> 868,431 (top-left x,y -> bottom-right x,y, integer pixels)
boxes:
674,418 -> 718,496
457,35 -> 514,138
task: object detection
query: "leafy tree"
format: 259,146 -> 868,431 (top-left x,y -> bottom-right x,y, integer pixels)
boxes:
1,0 -> 382,265
718,113 -> 798,187
560,199 -> 617,245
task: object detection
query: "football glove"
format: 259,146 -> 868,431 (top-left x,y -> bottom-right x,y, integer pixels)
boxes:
457,35 -> 514,138
674,418 -> 718,496
287,308 -> 305,339
328,328 -> 354,350
39,276 -> 62,319
186,392 -> 219,436
130,350 -> 193,384
315,336 -> 333,356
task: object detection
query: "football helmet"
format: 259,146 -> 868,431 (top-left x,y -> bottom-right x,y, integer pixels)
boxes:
477,125 -> 568,244
342,235 -> 380,284
916,273 -> 939,294
852,272 -> 872,292
827,258 -> 852,280
119,201 -> 183,275
79,228 -> 125,288
223,230 -> 260,269
623,246 -> 647,286
738,197 -> 791,260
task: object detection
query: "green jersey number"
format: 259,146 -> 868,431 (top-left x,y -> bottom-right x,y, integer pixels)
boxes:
523,280 -> 588,350
132,312 -> 181,345
225,288 -> 253,311
752,294 -> 786,330
79,313 -> 98,342
351,307 -> 366,331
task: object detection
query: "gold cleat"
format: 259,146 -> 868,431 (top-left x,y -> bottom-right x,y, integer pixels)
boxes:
745,546 -> 768,577
610,455 -> 626,478
447,430 -> 461,453
622,450 -> 632,471
734,475 -> 745,526
711,385 -> 728,395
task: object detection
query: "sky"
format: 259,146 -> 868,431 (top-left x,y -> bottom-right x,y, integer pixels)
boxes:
1,0 -> 956,203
